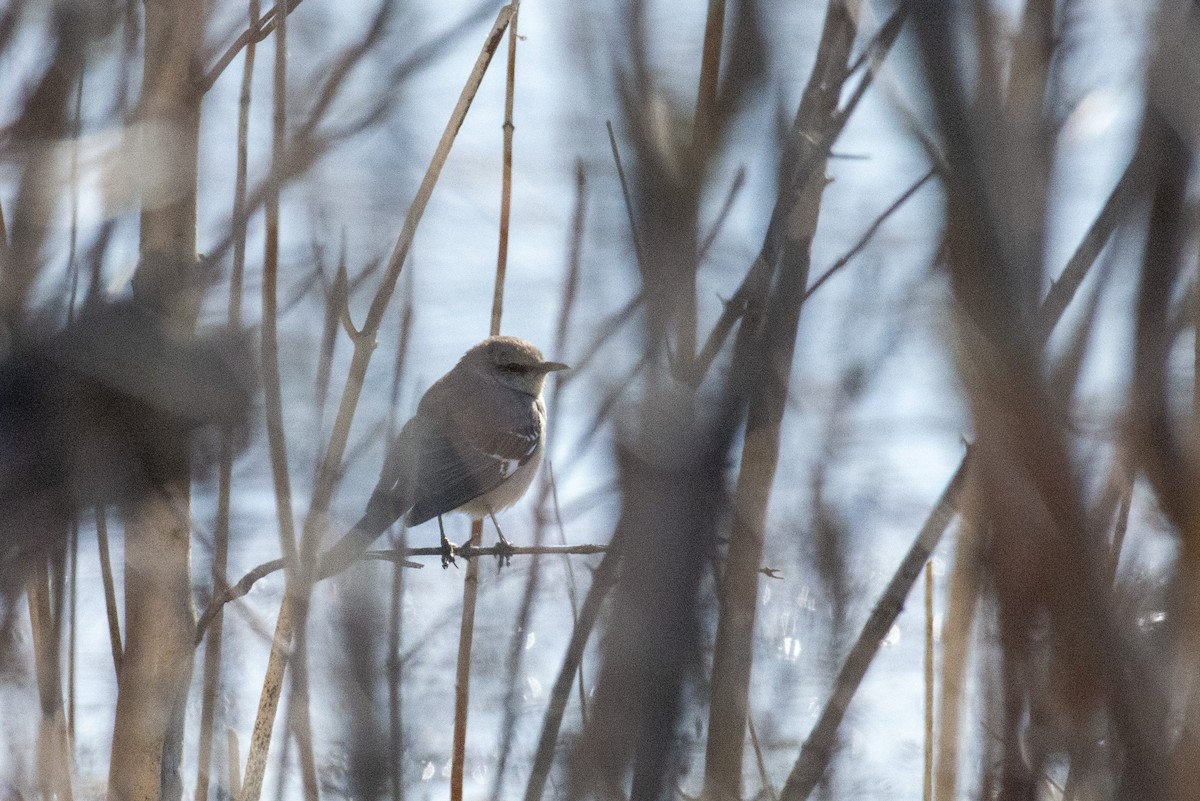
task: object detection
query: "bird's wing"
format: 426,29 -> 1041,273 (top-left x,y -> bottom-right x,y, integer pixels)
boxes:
404,389 -> 541,526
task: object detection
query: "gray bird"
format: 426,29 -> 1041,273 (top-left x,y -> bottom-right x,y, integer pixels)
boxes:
320,336 -> 567,574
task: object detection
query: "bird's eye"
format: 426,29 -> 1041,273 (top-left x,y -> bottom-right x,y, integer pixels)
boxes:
500,363 -> 527,373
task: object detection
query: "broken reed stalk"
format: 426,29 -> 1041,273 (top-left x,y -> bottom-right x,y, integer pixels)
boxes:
935,505 -> 980,801
453,13 -> 520,799
237,9 -> 515,799
197,3 -> 259,799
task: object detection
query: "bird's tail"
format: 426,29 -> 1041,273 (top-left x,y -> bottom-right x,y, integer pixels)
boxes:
316,493 -> 399,579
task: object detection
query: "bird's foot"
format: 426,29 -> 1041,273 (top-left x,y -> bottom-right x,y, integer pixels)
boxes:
440,534 -> 459,569
487,511 -> 514,568
494,533 -> 515,568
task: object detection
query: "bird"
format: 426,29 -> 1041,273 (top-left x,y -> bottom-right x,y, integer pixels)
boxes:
320,335 -> 567,575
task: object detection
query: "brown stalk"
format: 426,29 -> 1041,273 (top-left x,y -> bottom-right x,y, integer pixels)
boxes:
238,11 -> 516,798
492,165 -> 587,801
201,0 -> 301,91
196,2 -> 259,798
451,520 -> 483,801
257,2 -> 318,796
703,6 -> 856,800
67,521 -> 77,747
28,564 -> 74,801
453,11 -> 521,797
923,562 -> 934,801
95,507 -> 123,675
108,0 -> 204,795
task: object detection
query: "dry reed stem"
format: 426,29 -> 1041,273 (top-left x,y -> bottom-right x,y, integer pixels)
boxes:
934,505 -> 981,801
605,120 -> 647,273
452,9 -> 520,800
67,521 -> 77,747
451,518 -> 484,801
28,566 -> 73,801
229,729 -> 244,799
196,4 -> 259,798
95,506 -> 122,675
201,0 -> 302,91
923,562 -> 934,801
704,5 -> 855,798
491,2 -> 519,336
237,10 -> 514,799
747,716 -> 776,801
109,0 -> 205,792
693,0 -> 726,156
259,2 -> 319,796
803,169 -> 935,301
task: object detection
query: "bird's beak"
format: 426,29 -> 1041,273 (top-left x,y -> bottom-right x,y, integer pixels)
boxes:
540,361 -> 570,373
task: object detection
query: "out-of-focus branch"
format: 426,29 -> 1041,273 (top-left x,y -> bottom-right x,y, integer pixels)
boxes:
200,0 -> 302,91
704,4 -> 856,799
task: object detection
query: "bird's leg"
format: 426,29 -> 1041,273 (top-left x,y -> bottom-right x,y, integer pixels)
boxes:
437,515 -> 458,569
488,510 -> 515,567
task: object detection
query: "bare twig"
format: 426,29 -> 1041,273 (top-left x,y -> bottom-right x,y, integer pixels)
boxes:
201,0 -> 302,91
803,168 -> 935,301
606,120 -> 647,272
196,4 -> 259,797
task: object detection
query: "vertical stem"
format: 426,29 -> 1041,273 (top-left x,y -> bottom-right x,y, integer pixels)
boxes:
68,520 -> 77,748
261,7 -> 319,801
29,564 -> 74,801
388,539 -> 407,801
109,0 -> 204,795
451,519 -> 483,801
197,5 -> 258,799
924,562 -> 934,801
241,10 -> 515,800
704,7 -> 855,801
693,0 -> 725,150
263,0 -> 298,577
229,729 -> 244,799
491,2 -> 519,337
454,9 -> 520,799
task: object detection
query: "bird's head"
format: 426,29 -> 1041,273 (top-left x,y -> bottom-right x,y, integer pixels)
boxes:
462,336 -> 568,396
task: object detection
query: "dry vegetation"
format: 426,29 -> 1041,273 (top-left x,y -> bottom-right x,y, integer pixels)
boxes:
0,1 -> 1196,801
